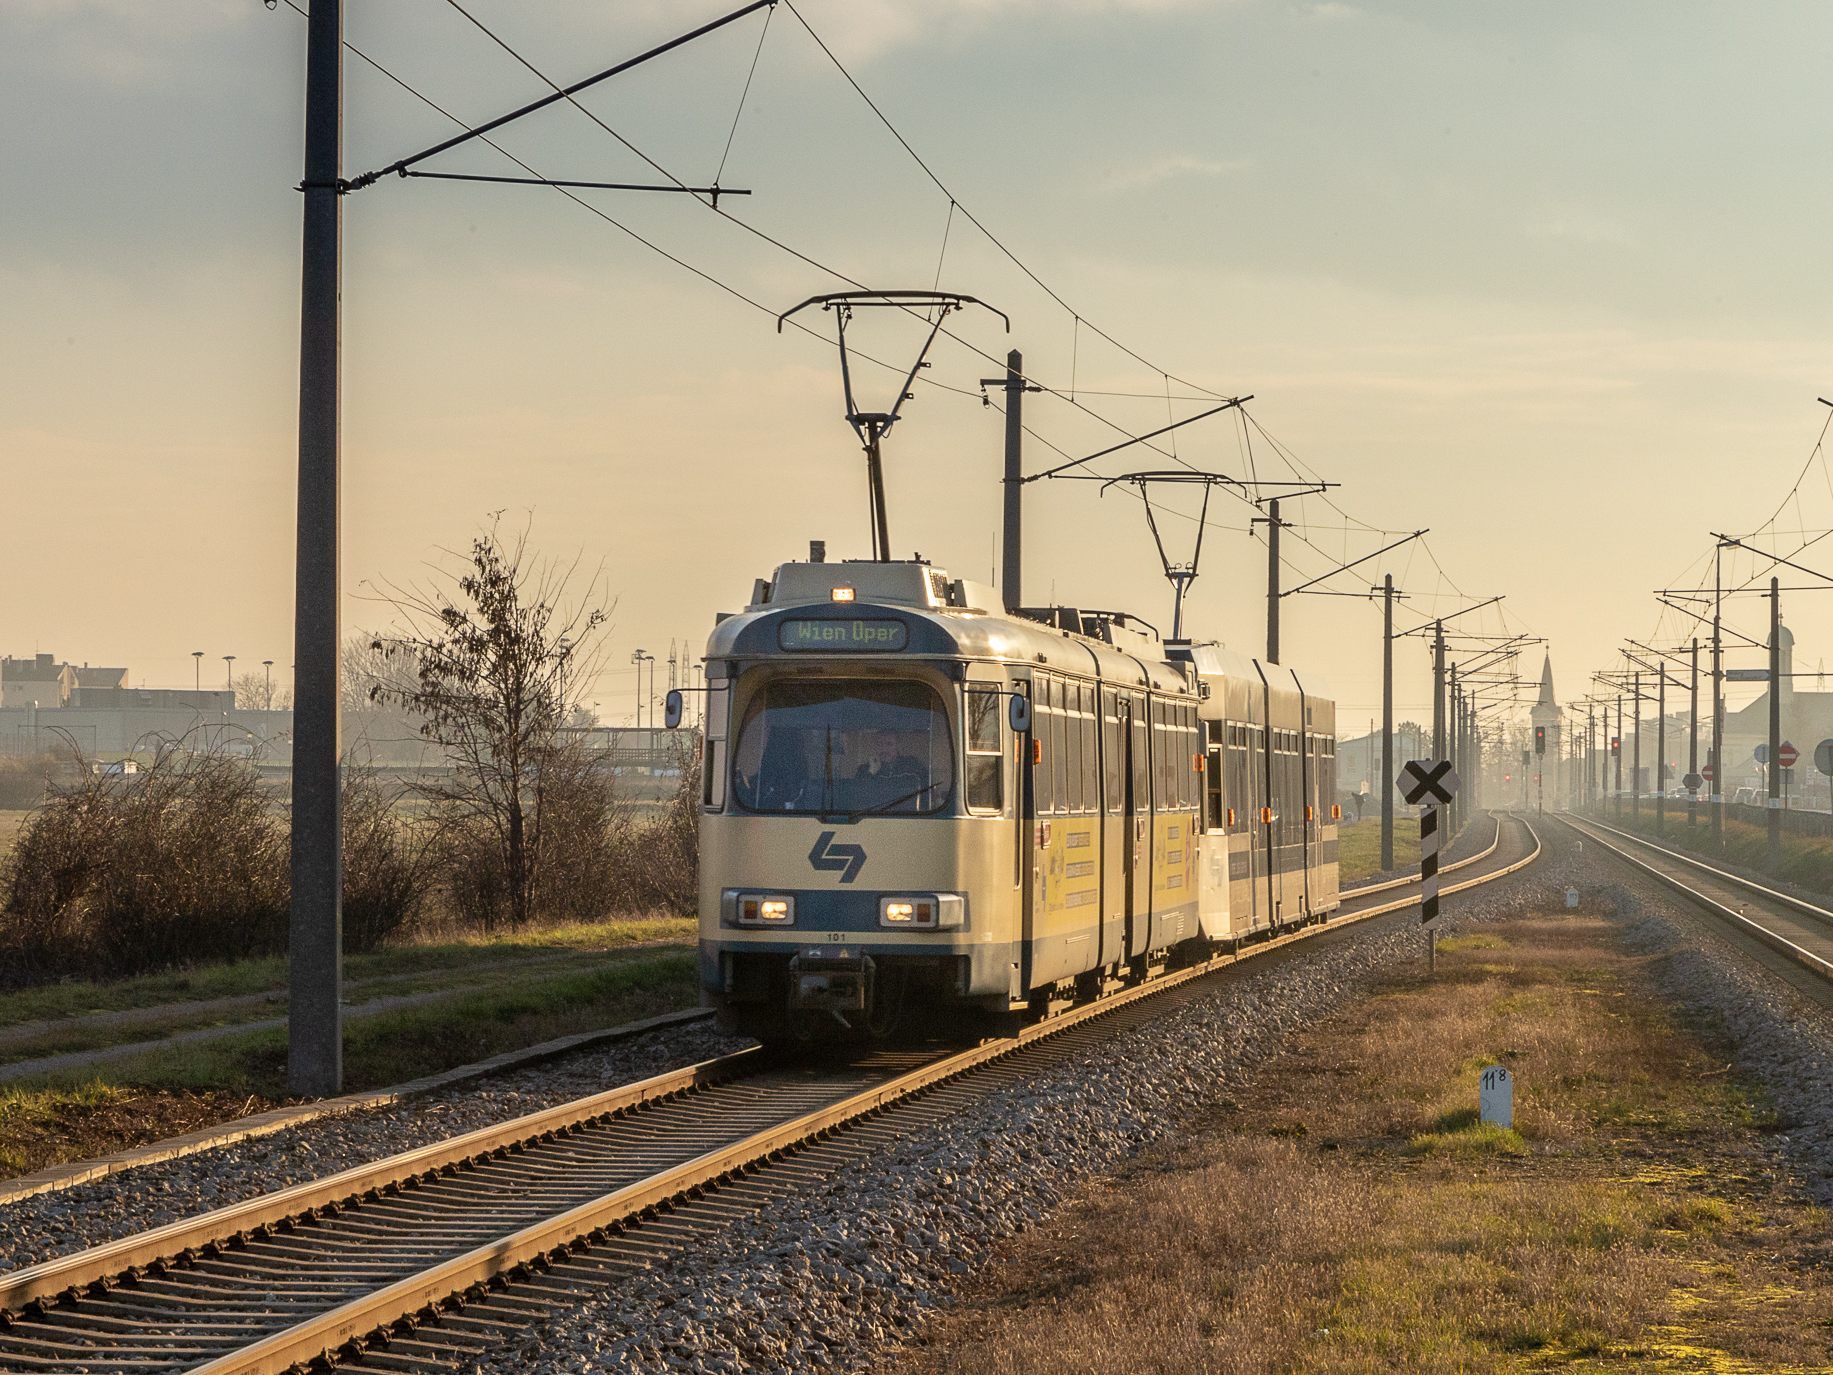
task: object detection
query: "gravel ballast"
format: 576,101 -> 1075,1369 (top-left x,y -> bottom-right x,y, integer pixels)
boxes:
0,1021 -> 745,1272
458,834 -> 1571,1375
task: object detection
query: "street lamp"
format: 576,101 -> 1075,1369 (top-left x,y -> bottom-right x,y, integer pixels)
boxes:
262,660 -> 275,710
192,650 -> 204,692
223,654 -> 237,698
631,649 -> 654,728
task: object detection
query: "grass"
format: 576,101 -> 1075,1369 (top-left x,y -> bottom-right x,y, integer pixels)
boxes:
900,913 -> 1833,1373
1593,803 -> 1833,898
0,950 -> 701,1179
1337,816 -> 1419,881
0,913 -> 696,1030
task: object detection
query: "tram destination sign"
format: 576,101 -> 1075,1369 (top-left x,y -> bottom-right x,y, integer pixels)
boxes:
778,618 -> 909,652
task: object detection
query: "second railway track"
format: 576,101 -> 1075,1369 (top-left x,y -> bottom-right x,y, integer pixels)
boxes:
0,815 -> 1539,1375
1561,812 -> 1833,1004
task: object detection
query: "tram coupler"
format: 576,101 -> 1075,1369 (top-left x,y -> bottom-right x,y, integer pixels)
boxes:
787,950 -> 874,1013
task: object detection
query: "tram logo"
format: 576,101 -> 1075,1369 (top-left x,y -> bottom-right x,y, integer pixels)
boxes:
808,831 -> 868,883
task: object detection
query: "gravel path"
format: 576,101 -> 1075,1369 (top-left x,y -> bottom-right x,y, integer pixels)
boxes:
459,833 -> 1567,1375
0,1021 -> 746,1272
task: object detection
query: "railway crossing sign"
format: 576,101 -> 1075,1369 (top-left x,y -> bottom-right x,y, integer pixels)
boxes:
1401,759 -> 1458,931
1778,740 -> 1800,771
1400,758 -> 1460,806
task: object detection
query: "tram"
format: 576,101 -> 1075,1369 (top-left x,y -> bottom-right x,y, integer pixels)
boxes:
672,551 -> 1338,1041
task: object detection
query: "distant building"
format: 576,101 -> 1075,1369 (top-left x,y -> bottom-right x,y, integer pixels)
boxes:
1529,655 -> 1561,802
0,654 -> 129,709
0,654 -> 66,709
1719,621 -> 1833,800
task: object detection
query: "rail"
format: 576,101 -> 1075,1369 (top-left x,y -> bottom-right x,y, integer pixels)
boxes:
1561,813 -> 1833,982
0,815 -> 1541,1374
1341,811 -> 1503,899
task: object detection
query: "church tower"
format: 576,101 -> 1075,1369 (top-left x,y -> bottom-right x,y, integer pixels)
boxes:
1529,654 -> 1561,807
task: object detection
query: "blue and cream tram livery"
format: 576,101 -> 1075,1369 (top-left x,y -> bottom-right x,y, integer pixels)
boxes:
691,555 -> 1339,1040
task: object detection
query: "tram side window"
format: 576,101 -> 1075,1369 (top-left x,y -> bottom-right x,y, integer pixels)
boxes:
964,685 -> 1003,814
1056,686 -> 1070,817
1078,687 -> 1094,814
1067,684 -> 1085,813
1033,680 -> 1055,817
1131,701 -> 1151,810
1151,704 -> 1165,814
1104,696 -> 1124,813
1183,704 -> 1199,809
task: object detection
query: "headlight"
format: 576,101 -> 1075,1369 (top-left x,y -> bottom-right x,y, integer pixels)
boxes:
878,894 -> 964,930
736,894 -> 795,926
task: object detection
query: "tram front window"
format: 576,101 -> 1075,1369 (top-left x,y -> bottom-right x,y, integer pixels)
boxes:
732,680 -> 953,815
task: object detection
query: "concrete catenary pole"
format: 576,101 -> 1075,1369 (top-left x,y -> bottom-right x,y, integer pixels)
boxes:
1770,576 -> 1782,857
1712,545 -> 1725,842
1655,667 -> 1666,835
1447,662 -> 1459,836
1380,574 -> 1394,871
1265,498 -> 1281,663
1431,621 -> 1446,760
288,0 -> 345,1097
997,349 -> 1028,613
1614,694 -> 1624,818
1688,638 -> 1699,829
1632,666 -> 1642,822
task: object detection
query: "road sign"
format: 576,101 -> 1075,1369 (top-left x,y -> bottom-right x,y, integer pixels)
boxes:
1816,739 -> 1833,777
1400,758 -> 1460,806
1778,741 -> 1800,770
1682,771 -> 1703,791
1702,761 -> 1716,782
1754,743 -> 1769,765
1725,667 -> 1773,682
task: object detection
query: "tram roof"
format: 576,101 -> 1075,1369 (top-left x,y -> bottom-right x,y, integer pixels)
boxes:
708,559 -> 1192,692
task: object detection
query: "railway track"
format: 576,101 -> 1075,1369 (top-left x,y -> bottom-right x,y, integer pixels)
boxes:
0,815 -> 1538,1375
1561,812 -> 1833,1008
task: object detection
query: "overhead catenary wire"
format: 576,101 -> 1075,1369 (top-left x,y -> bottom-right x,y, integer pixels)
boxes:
293,1 -> 1509,641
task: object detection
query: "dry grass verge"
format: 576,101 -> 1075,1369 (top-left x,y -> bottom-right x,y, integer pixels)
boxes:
901,914 -> 1833,1373
0,950 -> 698,1179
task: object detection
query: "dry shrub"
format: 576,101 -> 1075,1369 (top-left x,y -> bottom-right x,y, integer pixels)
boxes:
526,744 -> 619,924
431,742 -> 620,931
0,741 -> 288,983
340,768 -> 436,952
609,741 -> 700,916
0,746 -> 438,984
0,753 -> 62,810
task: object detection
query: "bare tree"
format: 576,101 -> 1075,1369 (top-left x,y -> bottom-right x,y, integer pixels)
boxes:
369,517 -> 611,928
341,632 -> 423,762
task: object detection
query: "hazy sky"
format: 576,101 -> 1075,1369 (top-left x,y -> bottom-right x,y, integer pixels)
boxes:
8,1 -> 1833,737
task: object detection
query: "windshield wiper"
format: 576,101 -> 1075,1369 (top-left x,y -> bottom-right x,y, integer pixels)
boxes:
842,780 -> 940,823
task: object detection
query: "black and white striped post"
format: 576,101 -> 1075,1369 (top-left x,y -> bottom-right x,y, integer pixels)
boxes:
1419,803 -> 1441,923
1401,759 -> 1461,972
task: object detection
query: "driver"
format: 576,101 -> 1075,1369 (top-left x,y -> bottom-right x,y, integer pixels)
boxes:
854,729 -> 926,804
